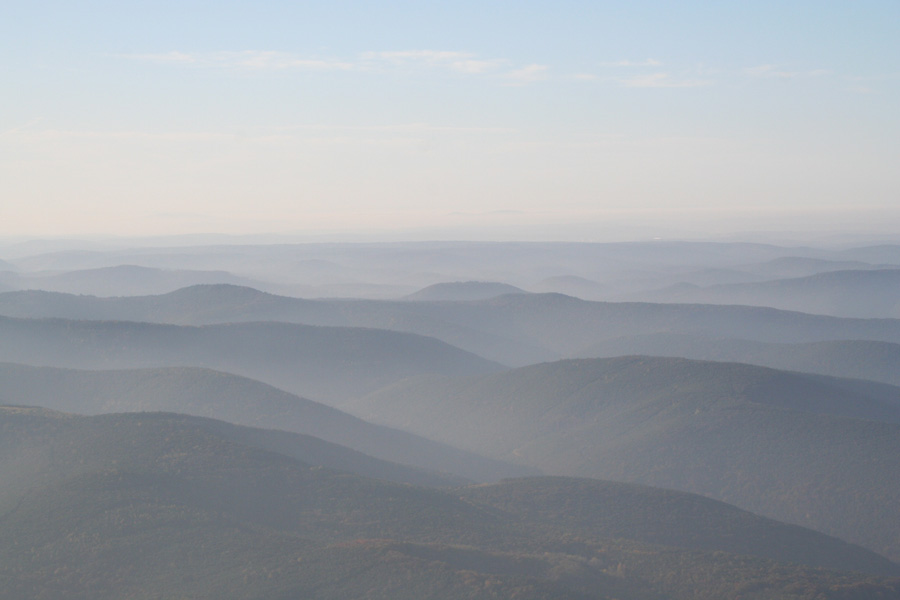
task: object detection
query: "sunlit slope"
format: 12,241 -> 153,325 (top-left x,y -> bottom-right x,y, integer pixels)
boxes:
1,407 -> 898,599
0,363 -> 532,483
0,315 -> 504,405
353,356 -> 900,561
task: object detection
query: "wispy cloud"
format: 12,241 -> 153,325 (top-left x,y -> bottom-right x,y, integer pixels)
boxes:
572,58 -> 664,83
5,123 -> 519,149
744,64 -> 830,79
360,50 -> 509,74
600,59 -> 663,68
361,50 -> 472,63
120,50 -> 353,71
0,118 -> 46,138
125,51 -> 198,65
619,72 -> 711,88
505,64 -> 549,84
450,59 -> 508,74
119,49 -> 553,83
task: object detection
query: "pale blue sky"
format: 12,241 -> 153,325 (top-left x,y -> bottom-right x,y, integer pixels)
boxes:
2,1 -> 898,238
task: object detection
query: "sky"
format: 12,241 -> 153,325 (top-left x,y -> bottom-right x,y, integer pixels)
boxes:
2,1 -> 899,240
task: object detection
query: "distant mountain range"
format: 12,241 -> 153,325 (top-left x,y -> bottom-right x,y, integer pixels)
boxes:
746,256 -> 890,279
4,284 -> 900,369
4,240 -> 900,597
629,269 -> 900,318
352,356 -> 900,562
6,240 -> 896,303
2,406 -> 897,599
0,315 -> 503,405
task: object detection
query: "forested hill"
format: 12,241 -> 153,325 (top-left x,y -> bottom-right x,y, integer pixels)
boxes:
1,407 -> 898,599
353,356 -> 900,562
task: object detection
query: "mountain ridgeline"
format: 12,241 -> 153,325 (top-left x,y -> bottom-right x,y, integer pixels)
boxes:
4,284 -> 900,371
0,362 -> 532,483
0,314 -> 503,406
3,240 -> 900,598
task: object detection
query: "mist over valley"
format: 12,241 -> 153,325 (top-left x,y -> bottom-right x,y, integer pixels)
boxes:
2,238 -> 900,598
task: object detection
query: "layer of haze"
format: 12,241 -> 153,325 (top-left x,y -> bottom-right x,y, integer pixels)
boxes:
2,1 -> 898,239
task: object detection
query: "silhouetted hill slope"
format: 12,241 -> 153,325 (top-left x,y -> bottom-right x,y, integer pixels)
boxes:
353,356 -> 900,561
7,285 -> 900,367
403,281 -> 528,301
1,408 -> 898,599
0,363 -> 533,483
635,269 -> 900,318
582,335 -> 900,388
0,315 -> 504,405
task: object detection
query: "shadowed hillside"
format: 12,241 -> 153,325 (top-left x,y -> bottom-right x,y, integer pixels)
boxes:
1,407 -> 898,599
352,356 -> 900,561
